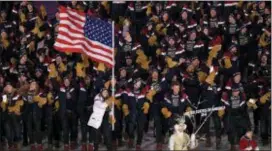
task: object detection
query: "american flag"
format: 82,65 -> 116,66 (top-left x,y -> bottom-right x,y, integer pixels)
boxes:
54,6 -> 114,67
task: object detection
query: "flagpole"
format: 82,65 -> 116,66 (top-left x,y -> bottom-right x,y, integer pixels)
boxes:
111,21 -> 115,131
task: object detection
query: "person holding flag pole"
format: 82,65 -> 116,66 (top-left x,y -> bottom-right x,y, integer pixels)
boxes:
54,5 -> 116,151
87,21 -> 116,151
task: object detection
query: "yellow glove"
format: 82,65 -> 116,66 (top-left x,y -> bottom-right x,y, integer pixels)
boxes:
114,99 -> 122,110
8,106 -> 15,113
58,62 -> 67,73
13,106 -> 21,116
20,13 -> 26,23
148,35 -> 157,46
97,63 -> 106,72
122,104 -> 129,116
162,28 -> 167,35
81,54 -> 90,68
15,100 -> 24,107
166,57 -> 178,68
109,114 -> 116,124
1,101 -> 6,111
156,48 -> 161,56
247,102 -> 258,110
142,102 -> 150,114
76,62 -> 86,78
198,71 -> 208,84
224,57 -> 232,69
106,96 -> 114,106
205,71 -> 216,85
146,3 -> 152,16
218,109 -> 225,118
38,97 -> 47,108
161,107 -> 172,118
260,92 -> 271,104
54,101 -> 60,112
47,93 -> 54,105
155,23 -> 163,32
146,89 -> 157,102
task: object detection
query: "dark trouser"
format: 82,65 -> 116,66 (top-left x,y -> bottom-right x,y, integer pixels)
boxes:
92,117 -> 112,151
136,113 -> 147,145
48,111 -> 61,145
79,111 -> 93,144
201,112 -> 222,138
253,108 -> 260,132
62,111 -> 77,145
260,110 -> 271,142
22,112 -> 28,145
124,114 -> 136,140
27,112 -> 42,144
4,114 -> 21,146
152,103 -> 163,143
0,112 -> 3,143
112,109 -> 123,143
226,116 -> 248,145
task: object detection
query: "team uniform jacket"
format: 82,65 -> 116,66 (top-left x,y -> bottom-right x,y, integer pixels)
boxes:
22,91 -> 46,116
122,88 -> 149,118
1,92 -> 24,115
221,91 -> 247,116
58,85 -> 77,117
162,91 -> 190,117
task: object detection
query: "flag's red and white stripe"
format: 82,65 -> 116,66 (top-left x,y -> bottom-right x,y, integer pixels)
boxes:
54,6 -> 114,67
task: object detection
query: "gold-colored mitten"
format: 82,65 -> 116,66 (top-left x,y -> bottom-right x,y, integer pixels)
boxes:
260,92 -> 271,104
76,62 -> 86,78
34,96 -> 47,108
16,100 -> 24,107
97,63 -> 106,72
205,71 -> 216,85
247,101 -> 258,110
114,99 -> 122,110
142,102 -> 150,114
40,5 -> 47,19
122,104 -> 129,116
146,3 -> 152,16
58,62 -> 67,73
224,57 -> 232,69
156,48 -> 161,56
148,35 -> 157,46
161,107 -> 172,118
2,39 -> 10,49
82,54 -> 90,68
47,92 -> 54,105
198,71 -> 208,84
218,109 -> 225,118
54,101 -> 60,112
166,57 -> 177,68
20,13 -> 26,23
155,23 -> 163,32
162,28 -> 167,35
146,89 -> 157,102
0,101 -> 6,111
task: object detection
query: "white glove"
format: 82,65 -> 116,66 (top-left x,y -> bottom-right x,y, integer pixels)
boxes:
255,146 -> 259,151
245,146 -> 252,151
